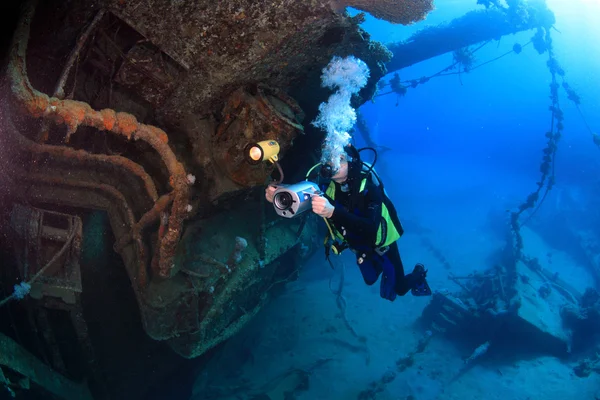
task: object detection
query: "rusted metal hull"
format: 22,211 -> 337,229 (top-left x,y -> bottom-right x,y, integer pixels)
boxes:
0,2 -> 387,396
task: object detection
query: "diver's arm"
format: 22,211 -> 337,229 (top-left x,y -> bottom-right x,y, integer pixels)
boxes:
329,182 -> 383,244
265,185 -> 277,203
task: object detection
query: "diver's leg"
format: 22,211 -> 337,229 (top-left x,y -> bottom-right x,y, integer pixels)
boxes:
379,252 -> 398,301
387,242 -> 412,296
387,242 -> 431,296
357,251 -> 398,301
384,242 -> 431,296
357,253 -> 382,285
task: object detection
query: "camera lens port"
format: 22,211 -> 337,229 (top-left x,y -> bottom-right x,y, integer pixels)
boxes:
274,192 -> 294,211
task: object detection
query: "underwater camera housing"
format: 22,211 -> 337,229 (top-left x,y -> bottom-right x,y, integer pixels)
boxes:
273,181 -> 321,218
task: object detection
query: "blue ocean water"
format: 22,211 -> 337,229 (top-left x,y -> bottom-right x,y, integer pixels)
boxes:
190,2 -> 600,399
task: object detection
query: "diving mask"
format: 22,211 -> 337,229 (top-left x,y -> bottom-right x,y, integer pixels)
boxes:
319,163 -> 339,179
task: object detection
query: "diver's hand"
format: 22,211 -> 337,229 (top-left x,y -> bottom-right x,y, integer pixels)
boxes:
312,195 -> 334,219
265,185 -> 277,203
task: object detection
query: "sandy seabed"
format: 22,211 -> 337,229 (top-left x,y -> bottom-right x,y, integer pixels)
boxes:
191,219 -> 600,400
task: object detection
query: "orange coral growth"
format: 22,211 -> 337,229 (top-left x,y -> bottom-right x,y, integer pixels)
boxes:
340,0 -> 434,25
100,109 -> 116,131
52,100 -> 88,139
116,112 -> 138,139
145,125 -> 169,144
3,105 -> 159,202
26,95 -> 49,117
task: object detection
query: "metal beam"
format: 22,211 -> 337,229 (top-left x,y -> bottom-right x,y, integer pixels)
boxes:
385,2 -> 556,73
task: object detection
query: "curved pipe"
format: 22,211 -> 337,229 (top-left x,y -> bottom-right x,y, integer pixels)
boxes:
7,0 -> 189,278
3,102 -> 159,203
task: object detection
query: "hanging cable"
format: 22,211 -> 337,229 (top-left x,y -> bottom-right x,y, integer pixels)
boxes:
375,40 -> 535,99
0,224 -> 77,308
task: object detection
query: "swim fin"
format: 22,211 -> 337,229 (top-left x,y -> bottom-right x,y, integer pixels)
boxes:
411,263 -> 432,297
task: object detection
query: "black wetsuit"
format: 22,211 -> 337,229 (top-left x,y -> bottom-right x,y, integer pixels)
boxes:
323,175 -> 417,299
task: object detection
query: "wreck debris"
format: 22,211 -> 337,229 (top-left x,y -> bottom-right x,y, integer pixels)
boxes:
54,9 -> 106,100
573,351 -> 600,378
1,159 -> 197,342
1,205 -> 81,307
338,0 -> 434,25
16,171 -> 149,287
9,205 -> 82,301
1,205 -> 104,398
0,332 -> 93,400
464,341 -> 490,365
421,257 -> 578,365
561,288 -> 600,356
8,0 -> 189,279
521,255 -> 581,303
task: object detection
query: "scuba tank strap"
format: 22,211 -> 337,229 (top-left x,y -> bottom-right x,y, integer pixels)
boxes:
323,217 -> 336,240
346,171 -> 367,211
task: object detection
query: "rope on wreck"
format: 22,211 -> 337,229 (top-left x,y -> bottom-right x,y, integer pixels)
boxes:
0,223 -> 78,308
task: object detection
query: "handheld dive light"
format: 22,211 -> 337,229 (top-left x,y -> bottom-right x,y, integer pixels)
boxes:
272,181 -> 321,218
244,140 -> 280,165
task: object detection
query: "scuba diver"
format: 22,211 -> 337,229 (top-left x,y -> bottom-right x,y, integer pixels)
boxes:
265,144 -> 431,301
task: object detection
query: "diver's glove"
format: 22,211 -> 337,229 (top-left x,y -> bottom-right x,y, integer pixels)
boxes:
380,255 -> 397,301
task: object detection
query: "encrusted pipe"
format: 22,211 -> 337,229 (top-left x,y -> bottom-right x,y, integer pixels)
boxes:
18,172 -> 148,288
114,192 -> 175,252
37,9 -> 106,142
8,0 -> 189,279
4,104 -> 159,202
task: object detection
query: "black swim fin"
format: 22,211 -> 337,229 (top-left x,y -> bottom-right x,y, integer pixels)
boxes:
412,280 -> 432,296
411,263 -> 432,297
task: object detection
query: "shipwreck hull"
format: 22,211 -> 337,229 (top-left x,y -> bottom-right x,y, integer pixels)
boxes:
0,0 -> 375,397
420,258 -> 578,361
0,0 -> 427,397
